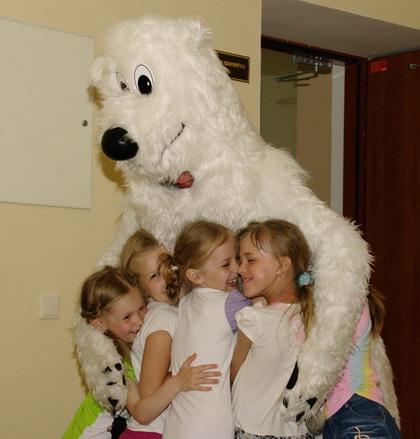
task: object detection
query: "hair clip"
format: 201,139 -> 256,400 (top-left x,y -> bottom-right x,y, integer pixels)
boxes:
170,265 -> 179,272
297,271 -> 312,287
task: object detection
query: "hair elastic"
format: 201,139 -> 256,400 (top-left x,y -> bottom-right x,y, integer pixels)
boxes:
297,271 -> 312,287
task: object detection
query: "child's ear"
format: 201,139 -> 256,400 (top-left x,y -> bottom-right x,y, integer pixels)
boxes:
90,317 -> 107,332
277,256 -> 292,275
186,268 -> 204,286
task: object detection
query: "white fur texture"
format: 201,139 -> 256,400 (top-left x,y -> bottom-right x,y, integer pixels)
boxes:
80,15 -> 398,421
73,314 -> 128,414
371,336 -> 400,426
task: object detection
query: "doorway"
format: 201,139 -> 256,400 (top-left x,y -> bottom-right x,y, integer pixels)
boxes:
261,48 -> 335,208
261,37 -> 417,439
261,38 -> 363,220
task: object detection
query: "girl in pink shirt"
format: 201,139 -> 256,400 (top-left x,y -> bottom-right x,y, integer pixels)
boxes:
323,288 -> 402,439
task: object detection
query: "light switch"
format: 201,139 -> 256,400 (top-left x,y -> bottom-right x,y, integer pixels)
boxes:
39,294 -> 60,319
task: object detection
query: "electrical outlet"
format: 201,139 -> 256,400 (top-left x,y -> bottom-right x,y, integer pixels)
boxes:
39,294 -> 60,319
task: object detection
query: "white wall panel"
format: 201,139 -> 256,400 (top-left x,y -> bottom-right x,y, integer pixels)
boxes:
0,18 -> 93,209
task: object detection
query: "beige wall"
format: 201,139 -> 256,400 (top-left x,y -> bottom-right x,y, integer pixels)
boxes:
0,1 -> 261,437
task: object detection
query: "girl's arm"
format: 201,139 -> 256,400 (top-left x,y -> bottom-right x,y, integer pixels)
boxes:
127,353 -> 220,424
230,329 -> 252,384
126,331 -> 220,425
139,330 -> 172,399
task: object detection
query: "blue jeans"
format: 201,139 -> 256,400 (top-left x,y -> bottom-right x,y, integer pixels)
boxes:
323,394 -> 402,439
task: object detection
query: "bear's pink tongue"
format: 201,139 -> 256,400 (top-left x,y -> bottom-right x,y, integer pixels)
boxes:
174,171 -> 194,188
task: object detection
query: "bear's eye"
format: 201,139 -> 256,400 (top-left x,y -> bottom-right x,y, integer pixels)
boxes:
134,64 -> 154,95
116,72 -> 130,92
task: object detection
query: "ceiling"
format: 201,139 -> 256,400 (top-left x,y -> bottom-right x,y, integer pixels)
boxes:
262,0 -> 420,58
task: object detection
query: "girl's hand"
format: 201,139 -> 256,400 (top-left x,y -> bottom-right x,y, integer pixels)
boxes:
125,355 -> 219,425
174,353 -> 220,392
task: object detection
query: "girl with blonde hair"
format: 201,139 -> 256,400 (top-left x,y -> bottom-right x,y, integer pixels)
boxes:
63,266 -> 147,439
161,221 -> 250,439
119,229 -> 220,439
232,219 -> 314,439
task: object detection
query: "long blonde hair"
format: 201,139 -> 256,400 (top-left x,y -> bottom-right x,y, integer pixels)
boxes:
121,228 -> 182,305
120,229 -> 161,284
237,219 -> 315,335
80,265 -> 139,359
161,221 -> 233,297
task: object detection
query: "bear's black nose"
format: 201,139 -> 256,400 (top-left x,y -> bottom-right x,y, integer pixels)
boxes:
102,127 -> 139,161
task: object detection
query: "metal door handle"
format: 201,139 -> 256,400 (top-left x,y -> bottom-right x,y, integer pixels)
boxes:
408,64 -> 420,69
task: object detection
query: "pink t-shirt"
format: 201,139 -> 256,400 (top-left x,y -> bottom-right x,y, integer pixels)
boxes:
326,302 -> 385,417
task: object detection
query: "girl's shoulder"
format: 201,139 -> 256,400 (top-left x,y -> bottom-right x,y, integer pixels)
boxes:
143,301 -> 178,331
353,301 -> 373,342
235,303 -> 261,326
147,300 -> 178,316
137,303 -> 178,343
235,304 -> 266,343
237,302 -> 301,326
181,287 -> 228,305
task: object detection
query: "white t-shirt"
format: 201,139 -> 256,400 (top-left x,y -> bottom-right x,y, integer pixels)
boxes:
232,302 -> 310,437
127,300 -> 178,434
163,288 -> 238,439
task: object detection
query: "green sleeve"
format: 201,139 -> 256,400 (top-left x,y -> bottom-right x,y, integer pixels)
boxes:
62,361 -> 134,438
124,360 -> 136,381
61,393 -> 105,439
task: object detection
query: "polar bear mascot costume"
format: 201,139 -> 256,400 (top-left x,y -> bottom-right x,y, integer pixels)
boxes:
75,15 -> 399,429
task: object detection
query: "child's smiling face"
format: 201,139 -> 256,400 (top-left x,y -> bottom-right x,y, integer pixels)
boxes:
238,234 -> 282,301
133,245 -> 170,302
94,286 -> 147,344
191,236 -> 239,292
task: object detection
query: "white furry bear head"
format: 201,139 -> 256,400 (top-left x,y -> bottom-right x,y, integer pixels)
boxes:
91,15 -> 255,187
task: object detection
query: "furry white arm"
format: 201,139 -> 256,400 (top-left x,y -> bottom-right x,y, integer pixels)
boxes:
95,203 -> 141,269
73,313 -> 128,414
278,211 -> 371,421
371,336 -> 400,427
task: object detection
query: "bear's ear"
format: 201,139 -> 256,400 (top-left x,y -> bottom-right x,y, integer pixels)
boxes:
90,56 -> 108,87
177,17 -> 211,49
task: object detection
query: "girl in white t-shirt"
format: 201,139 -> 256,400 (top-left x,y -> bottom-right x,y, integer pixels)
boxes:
231,219 -> 314,439
161,221 -> 250,439
119,229 -> 220,439
62,266 -> 148,439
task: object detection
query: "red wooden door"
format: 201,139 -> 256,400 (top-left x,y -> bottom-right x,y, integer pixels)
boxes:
365,51 -> 420,439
